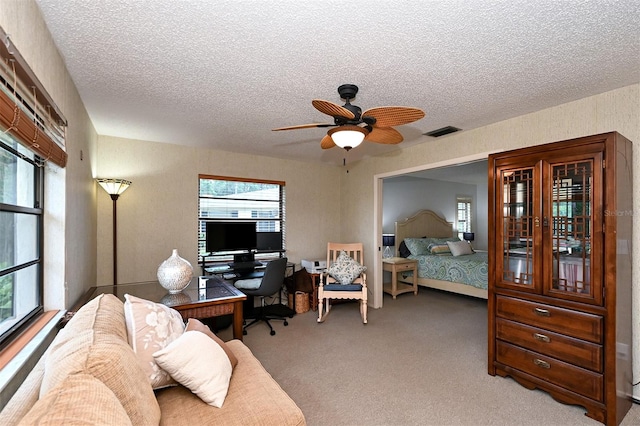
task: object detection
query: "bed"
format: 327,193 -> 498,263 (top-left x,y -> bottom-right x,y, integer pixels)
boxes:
394,209 -> 488,299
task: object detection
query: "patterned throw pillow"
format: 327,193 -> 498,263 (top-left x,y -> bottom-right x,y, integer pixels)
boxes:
123,294 -> 185,389
405,237 -> 462,255
429,244 -> 452,255
328,250 -> 366,285
403,238 -> 432,255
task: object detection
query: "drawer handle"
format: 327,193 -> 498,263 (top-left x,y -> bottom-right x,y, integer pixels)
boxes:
533,333 -> 550,343
534,359 -> 551,369
534,307 -> 550,317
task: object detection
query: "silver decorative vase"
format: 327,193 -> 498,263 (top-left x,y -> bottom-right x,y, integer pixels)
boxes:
157,249 -> 193,293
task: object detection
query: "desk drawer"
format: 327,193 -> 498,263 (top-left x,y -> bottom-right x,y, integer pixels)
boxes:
496,318 -> 602,372
496,341 -> 603,401
496,295 -> 602,343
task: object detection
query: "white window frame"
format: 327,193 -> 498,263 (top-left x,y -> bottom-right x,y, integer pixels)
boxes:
455,196 -> 473,240
198,175 -> 286,265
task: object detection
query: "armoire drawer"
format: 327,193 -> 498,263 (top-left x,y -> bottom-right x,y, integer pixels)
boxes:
496,341 -> 603,401
496,295 -> 602,343
496,318 -> 602,372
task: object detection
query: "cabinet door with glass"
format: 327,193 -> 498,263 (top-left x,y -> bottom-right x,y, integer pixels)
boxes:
493,147 -> 604,306
543,152 -> 603,305
494,160 -> 542,293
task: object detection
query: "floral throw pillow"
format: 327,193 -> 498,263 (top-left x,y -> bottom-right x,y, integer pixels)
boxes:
124,294 -> 185,389
328,250 -> 366,285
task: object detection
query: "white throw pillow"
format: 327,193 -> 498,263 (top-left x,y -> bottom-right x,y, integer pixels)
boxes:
123,294 -> 185,389
185,318 -> 238,369
447,240 -> 474,256
153,330 -> 232,408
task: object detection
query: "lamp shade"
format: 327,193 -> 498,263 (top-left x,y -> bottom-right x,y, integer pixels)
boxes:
382,234 -> 396,247
97,178 -> 131,196
463,232 -> 475,242
328,125 -> 367,150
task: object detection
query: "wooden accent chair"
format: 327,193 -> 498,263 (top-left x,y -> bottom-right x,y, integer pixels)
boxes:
317,242 -> 367,324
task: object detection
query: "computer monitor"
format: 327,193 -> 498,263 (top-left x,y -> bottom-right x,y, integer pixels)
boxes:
205,221 -> 257,253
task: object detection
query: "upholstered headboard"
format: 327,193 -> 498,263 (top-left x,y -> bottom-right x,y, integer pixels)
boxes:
394,210 -> 456,256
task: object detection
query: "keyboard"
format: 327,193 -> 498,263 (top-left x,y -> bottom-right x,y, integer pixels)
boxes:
228,261 -> 262,269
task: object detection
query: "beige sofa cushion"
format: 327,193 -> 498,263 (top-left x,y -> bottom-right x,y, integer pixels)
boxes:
18,374 -> 133,426
156,340 -> 306,426
0,353 -> 46,426
40,294 -> 161,425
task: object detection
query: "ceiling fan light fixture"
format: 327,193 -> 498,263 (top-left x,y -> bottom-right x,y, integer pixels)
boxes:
328,125 -> 368,150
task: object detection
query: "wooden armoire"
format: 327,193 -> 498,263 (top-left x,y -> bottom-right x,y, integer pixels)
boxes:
487,132 -> 633,425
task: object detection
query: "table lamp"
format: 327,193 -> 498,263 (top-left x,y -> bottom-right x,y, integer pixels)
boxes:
382,234 -> 395,259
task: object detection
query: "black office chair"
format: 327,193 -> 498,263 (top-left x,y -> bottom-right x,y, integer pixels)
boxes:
234,257 -> 293,336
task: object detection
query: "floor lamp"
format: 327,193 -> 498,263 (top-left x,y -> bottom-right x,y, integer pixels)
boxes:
97,178 -> 131,286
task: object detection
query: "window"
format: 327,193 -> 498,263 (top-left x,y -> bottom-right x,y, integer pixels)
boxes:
198,175 -> 285,262
0,134 -> 43,346
0,27 -> 66,347
455,196 -> 472,240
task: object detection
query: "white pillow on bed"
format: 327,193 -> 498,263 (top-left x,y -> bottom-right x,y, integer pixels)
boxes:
447,240 -> 474,256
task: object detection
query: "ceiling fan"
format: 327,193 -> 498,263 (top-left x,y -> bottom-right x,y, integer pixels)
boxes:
272,84 -> 425,151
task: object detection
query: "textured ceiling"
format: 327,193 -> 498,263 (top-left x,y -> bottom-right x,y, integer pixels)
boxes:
35,0 -> 639,165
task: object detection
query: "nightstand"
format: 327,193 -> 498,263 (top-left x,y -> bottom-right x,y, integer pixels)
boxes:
382,257 -> 418,299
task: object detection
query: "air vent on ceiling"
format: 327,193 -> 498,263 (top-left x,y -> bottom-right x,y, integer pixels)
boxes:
423,126 -> 461,137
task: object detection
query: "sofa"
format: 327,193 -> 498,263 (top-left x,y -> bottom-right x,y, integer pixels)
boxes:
0,293 -> 306,425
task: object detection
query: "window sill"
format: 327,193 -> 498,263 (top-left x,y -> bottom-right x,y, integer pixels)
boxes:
0,310 -> 63,408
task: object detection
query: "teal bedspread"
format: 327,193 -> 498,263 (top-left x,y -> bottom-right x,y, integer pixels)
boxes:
407,252 -> 488,290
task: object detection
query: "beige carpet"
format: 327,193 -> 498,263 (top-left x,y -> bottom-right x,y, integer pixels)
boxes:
217,288 -> 640,426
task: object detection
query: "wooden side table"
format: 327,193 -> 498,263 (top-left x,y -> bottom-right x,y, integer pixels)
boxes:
308,272 -> 322,311
383,257 -> 418,299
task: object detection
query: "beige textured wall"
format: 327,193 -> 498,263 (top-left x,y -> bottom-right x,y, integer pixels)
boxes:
96,136 -> 343,285
0,0 -> 98,309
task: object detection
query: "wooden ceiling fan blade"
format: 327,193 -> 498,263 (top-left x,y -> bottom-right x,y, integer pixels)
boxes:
365,127 -> 404,144
272,123 -> 335,131
320,134 -> 336,149
363,106 -> 425,128
312,99 -> 356,119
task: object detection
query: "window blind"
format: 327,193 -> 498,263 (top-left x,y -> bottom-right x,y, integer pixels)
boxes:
0,26 -> 67,167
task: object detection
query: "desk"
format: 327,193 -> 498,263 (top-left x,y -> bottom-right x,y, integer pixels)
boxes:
207,260 -> 297,310
205,263 -> 266,280
83,277 -> 247,340
383,257 -> 418,299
